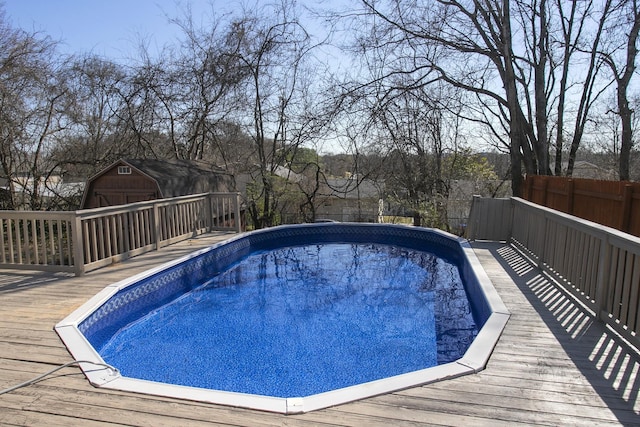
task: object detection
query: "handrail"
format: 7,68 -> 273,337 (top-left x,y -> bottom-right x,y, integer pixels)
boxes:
468,196 -> 640,349
0,192 -> 242,276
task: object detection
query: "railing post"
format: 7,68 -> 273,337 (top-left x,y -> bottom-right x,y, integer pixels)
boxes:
505,197 -> 514,241
234,193 -> 242,233
72,213 -> 85,276
595,234 -> 612,322
538,210 -> 549,270
467,195 -> 481,241
205,193 -> 212,232
153,201 -> 161,250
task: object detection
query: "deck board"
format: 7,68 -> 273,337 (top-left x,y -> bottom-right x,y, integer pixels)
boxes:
1,233 -> 638,426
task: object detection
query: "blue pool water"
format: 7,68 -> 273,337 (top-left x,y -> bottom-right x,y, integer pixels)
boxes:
98,241 -> 477,398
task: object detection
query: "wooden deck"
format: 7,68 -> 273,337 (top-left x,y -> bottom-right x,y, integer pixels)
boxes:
1,232 -> 638,426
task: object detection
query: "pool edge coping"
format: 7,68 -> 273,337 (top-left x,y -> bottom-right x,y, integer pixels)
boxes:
54,225 -> 510,414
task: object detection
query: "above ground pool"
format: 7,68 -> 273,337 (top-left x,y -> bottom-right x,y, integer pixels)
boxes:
56,223 -> 509,414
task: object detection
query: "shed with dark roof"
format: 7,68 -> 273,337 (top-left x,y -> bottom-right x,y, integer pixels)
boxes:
81,158 -> 234,209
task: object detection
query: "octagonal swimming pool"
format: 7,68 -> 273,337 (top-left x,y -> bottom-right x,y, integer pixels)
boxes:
56,223 -> 509,414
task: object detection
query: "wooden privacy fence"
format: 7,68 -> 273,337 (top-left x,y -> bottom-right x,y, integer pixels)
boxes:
0,192 -> 241,276
524,175 -> 640,237
468,196 -> 640,350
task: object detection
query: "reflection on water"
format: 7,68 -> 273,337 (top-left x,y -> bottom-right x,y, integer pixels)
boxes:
101,243 -> 478,397
205,243 -> 477,364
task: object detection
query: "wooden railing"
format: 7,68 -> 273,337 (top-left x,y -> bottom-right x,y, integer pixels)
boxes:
466,196 -> 513,241
0,192 -> 241,276
468,196 -> 640,350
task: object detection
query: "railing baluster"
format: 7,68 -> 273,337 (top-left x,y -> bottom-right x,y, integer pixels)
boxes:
0,219 -> 6,263
628,256 -> 640,333
82,219 -> 91,264
7,218 -> 14,264
103,216 -> 111,258
14,219 -> 22,264
39,219 -> 46,265
56,219 -> 62,265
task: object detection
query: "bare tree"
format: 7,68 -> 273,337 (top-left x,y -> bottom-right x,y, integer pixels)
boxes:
561,0 -> 615,177
59,56 -> 130,170
350,0 -> 622,194
160,9 -> 250,161
0,9 -> 68,209
353,0 -> 533,195
600,0 -> 639,180
114,57 -> 172,160
228,1 -> 326,228
50,54 -> 179,183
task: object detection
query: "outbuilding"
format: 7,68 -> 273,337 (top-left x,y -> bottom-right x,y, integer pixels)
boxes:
81,158 -> 234,209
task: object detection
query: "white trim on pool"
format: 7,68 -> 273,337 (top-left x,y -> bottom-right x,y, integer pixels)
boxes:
55,223 -> 510,414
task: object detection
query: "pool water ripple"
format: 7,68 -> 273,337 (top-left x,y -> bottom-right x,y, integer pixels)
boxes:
99,242 -> 477,398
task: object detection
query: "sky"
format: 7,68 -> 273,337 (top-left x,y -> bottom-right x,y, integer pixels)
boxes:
2,0 -> 238,61
2,0 -> 350,153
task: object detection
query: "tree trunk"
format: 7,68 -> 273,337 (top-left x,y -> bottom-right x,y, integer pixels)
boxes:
502,0 -> 525,197
617,2 -> 639,181
619,95 -> 633,181
534,0 -> 549,176
554,0 -> 578,176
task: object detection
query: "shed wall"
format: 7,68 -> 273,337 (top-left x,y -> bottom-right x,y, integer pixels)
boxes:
83,166 -> 160,208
